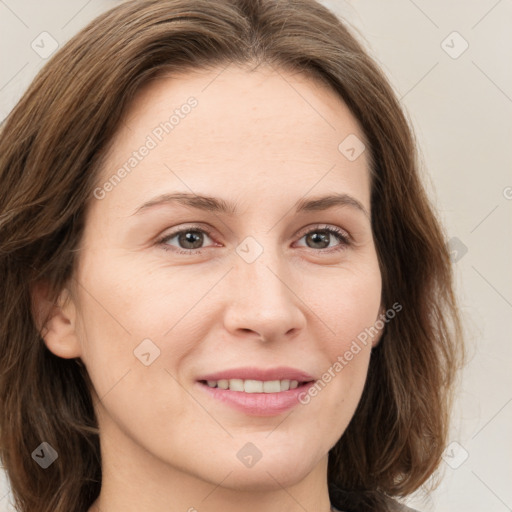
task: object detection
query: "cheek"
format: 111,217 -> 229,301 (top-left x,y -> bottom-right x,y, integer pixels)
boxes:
305,262 -> 382,346
297,263 -> 381,415
73,252 -> 217,407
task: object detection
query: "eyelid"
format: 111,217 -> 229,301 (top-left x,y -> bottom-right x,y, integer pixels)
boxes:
159,223 -> 215,239
295,223 -> 350,241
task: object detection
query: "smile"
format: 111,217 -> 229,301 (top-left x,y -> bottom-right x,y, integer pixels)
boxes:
200,378 -> 304,393
196,368 -> 316,416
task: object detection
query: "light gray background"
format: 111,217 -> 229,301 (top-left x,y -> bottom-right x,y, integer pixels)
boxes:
1,1 -> 511,511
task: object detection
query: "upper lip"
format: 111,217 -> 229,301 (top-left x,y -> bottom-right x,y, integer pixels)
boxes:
197,366 -> 316,382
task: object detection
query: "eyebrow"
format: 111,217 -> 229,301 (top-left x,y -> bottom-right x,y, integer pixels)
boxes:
131,192 -> 369,218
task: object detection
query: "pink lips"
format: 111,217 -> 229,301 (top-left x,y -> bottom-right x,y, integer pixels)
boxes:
198,366 -> 315,383
196,366 -> 316,416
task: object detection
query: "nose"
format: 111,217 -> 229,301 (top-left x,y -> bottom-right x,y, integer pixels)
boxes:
222,249 -> 307,343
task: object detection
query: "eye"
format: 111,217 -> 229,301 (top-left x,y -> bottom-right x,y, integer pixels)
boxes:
295,225 -> 350,252
157,223 -> 351,256
157,225 -> 216,255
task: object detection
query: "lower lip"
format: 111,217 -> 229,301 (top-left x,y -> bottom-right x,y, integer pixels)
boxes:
197,381 -> 315,416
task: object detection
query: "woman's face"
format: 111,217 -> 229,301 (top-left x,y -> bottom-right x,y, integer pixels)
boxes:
58,65 -> 382,490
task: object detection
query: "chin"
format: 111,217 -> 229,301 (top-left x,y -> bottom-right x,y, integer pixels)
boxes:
207,448 -> 321,491
222,463 -> 314,492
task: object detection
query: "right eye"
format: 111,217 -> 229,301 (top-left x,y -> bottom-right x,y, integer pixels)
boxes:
157,225 -> 219,255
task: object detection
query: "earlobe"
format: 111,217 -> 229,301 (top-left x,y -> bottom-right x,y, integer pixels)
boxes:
31,282 -> 83,359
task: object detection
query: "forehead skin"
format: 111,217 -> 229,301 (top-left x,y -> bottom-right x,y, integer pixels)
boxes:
88,64 -> 372,238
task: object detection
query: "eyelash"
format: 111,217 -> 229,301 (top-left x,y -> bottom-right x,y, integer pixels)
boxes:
157,224 -> 351,256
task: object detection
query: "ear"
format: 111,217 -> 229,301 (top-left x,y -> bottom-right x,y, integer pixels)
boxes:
31,281 -> 82,359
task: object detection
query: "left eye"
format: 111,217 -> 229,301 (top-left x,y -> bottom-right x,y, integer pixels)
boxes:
295,226 -> 350,251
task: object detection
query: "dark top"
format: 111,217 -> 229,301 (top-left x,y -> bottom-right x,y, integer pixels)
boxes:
331,505 -> 419,512
329,483 -> 420,512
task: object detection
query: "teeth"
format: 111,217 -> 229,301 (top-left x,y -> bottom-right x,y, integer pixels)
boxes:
204,378 -> 304,393
262,380 -> 281,393
244,379 -> 263,393
217,379 -> 229,389
229,379 -> 244,392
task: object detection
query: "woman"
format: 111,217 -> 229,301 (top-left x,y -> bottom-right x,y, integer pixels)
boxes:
0,1 -> 464,511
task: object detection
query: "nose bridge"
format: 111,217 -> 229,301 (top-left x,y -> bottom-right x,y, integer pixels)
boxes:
237,238 -> 283,300
223,234 -> 305,339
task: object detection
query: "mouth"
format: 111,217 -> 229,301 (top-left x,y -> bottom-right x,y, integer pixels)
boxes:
198,378 -> 313,393
195,367 -> 317,416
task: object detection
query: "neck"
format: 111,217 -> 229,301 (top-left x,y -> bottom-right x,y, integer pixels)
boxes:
88,419 -> 333,512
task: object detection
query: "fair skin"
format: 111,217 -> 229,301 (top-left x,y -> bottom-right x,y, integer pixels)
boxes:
38,64 -> 383,512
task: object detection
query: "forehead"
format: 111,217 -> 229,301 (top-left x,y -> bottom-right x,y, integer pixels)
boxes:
93,64 -> 371,218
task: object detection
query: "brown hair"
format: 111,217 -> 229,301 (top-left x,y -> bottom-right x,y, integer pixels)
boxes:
0,1 -> 464,511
